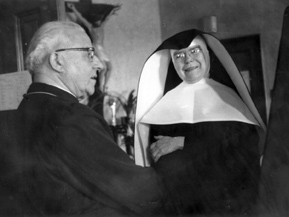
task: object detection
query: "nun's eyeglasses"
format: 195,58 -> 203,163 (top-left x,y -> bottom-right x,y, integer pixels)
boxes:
173,46 -> 202,60
55,47 -> 95,61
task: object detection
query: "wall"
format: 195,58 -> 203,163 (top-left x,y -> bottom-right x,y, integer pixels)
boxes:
92,0 -> 162,99
99,0 -> 289,120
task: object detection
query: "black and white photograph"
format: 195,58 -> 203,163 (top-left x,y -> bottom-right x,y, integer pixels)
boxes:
0,0 -> 289,216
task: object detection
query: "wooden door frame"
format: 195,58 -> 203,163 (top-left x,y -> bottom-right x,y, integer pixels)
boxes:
221,34 -> 267,125
13,0 -> 66,71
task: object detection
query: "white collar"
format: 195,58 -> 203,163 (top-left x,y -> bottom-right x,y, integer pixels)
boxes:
141,79 -> 259,126
52,84 -> 77,98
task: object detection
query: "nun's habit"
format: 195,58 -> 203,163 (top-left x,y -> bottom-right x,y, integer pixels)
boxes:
134,29 -> 266,215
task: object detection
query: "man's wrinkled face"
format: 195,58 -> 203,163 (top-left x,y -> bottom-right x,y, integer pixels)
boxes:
58,29 -> 103,100
171,36 -> 210,84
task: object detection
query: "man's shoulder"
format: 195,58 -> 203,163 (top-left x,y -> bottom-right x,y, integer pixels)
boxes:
52,99 -> 108,127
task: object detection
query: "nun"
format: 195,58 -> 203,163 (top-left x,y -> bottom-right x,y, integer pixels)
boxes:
134,29 -> 266,216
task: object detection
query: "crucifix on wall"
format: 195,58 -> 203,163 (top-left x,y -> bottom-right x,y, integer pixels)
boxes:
65,0 -> 121,93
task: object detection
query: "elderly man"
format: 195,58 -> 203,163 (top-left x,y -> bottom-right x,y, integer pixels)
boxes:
14,21 -> 172,216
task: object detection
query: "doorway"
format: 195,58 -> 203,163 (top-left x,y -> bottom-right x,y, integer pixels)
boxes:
221,35 -> 267,125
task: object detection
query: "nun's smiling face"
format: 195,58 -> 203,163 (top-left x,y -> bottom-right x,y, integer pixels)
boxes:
171,36 -> 210,84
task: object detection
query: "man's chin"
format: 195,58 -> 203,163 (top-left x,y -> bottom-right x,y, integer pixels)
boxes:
79,96 -> 90,105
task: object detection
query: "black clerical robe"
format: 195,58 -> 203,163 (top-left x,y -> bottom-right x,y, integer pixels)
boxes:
15,83 -> 170,216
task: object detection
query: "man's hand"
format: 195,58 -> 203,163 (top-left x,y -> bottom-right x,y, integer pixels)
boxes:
150,136 -> 184,162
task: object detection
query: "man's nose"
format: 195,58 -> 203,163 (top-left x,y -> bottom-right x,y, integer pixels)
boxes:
92,55 -> 104,71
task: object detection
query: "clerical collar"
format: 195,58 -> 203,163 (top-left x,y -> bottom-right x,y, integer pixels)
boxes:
52,84 -> 77,98
25,83 -> 78,103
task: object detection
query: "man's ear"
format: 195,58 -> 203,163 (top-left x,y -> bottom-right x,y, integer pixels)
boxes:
49,52 -> 64,72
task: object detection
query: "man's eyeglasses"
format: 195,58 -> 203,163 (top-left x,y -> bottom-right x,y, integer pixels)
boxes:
55,47 -> 95,61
